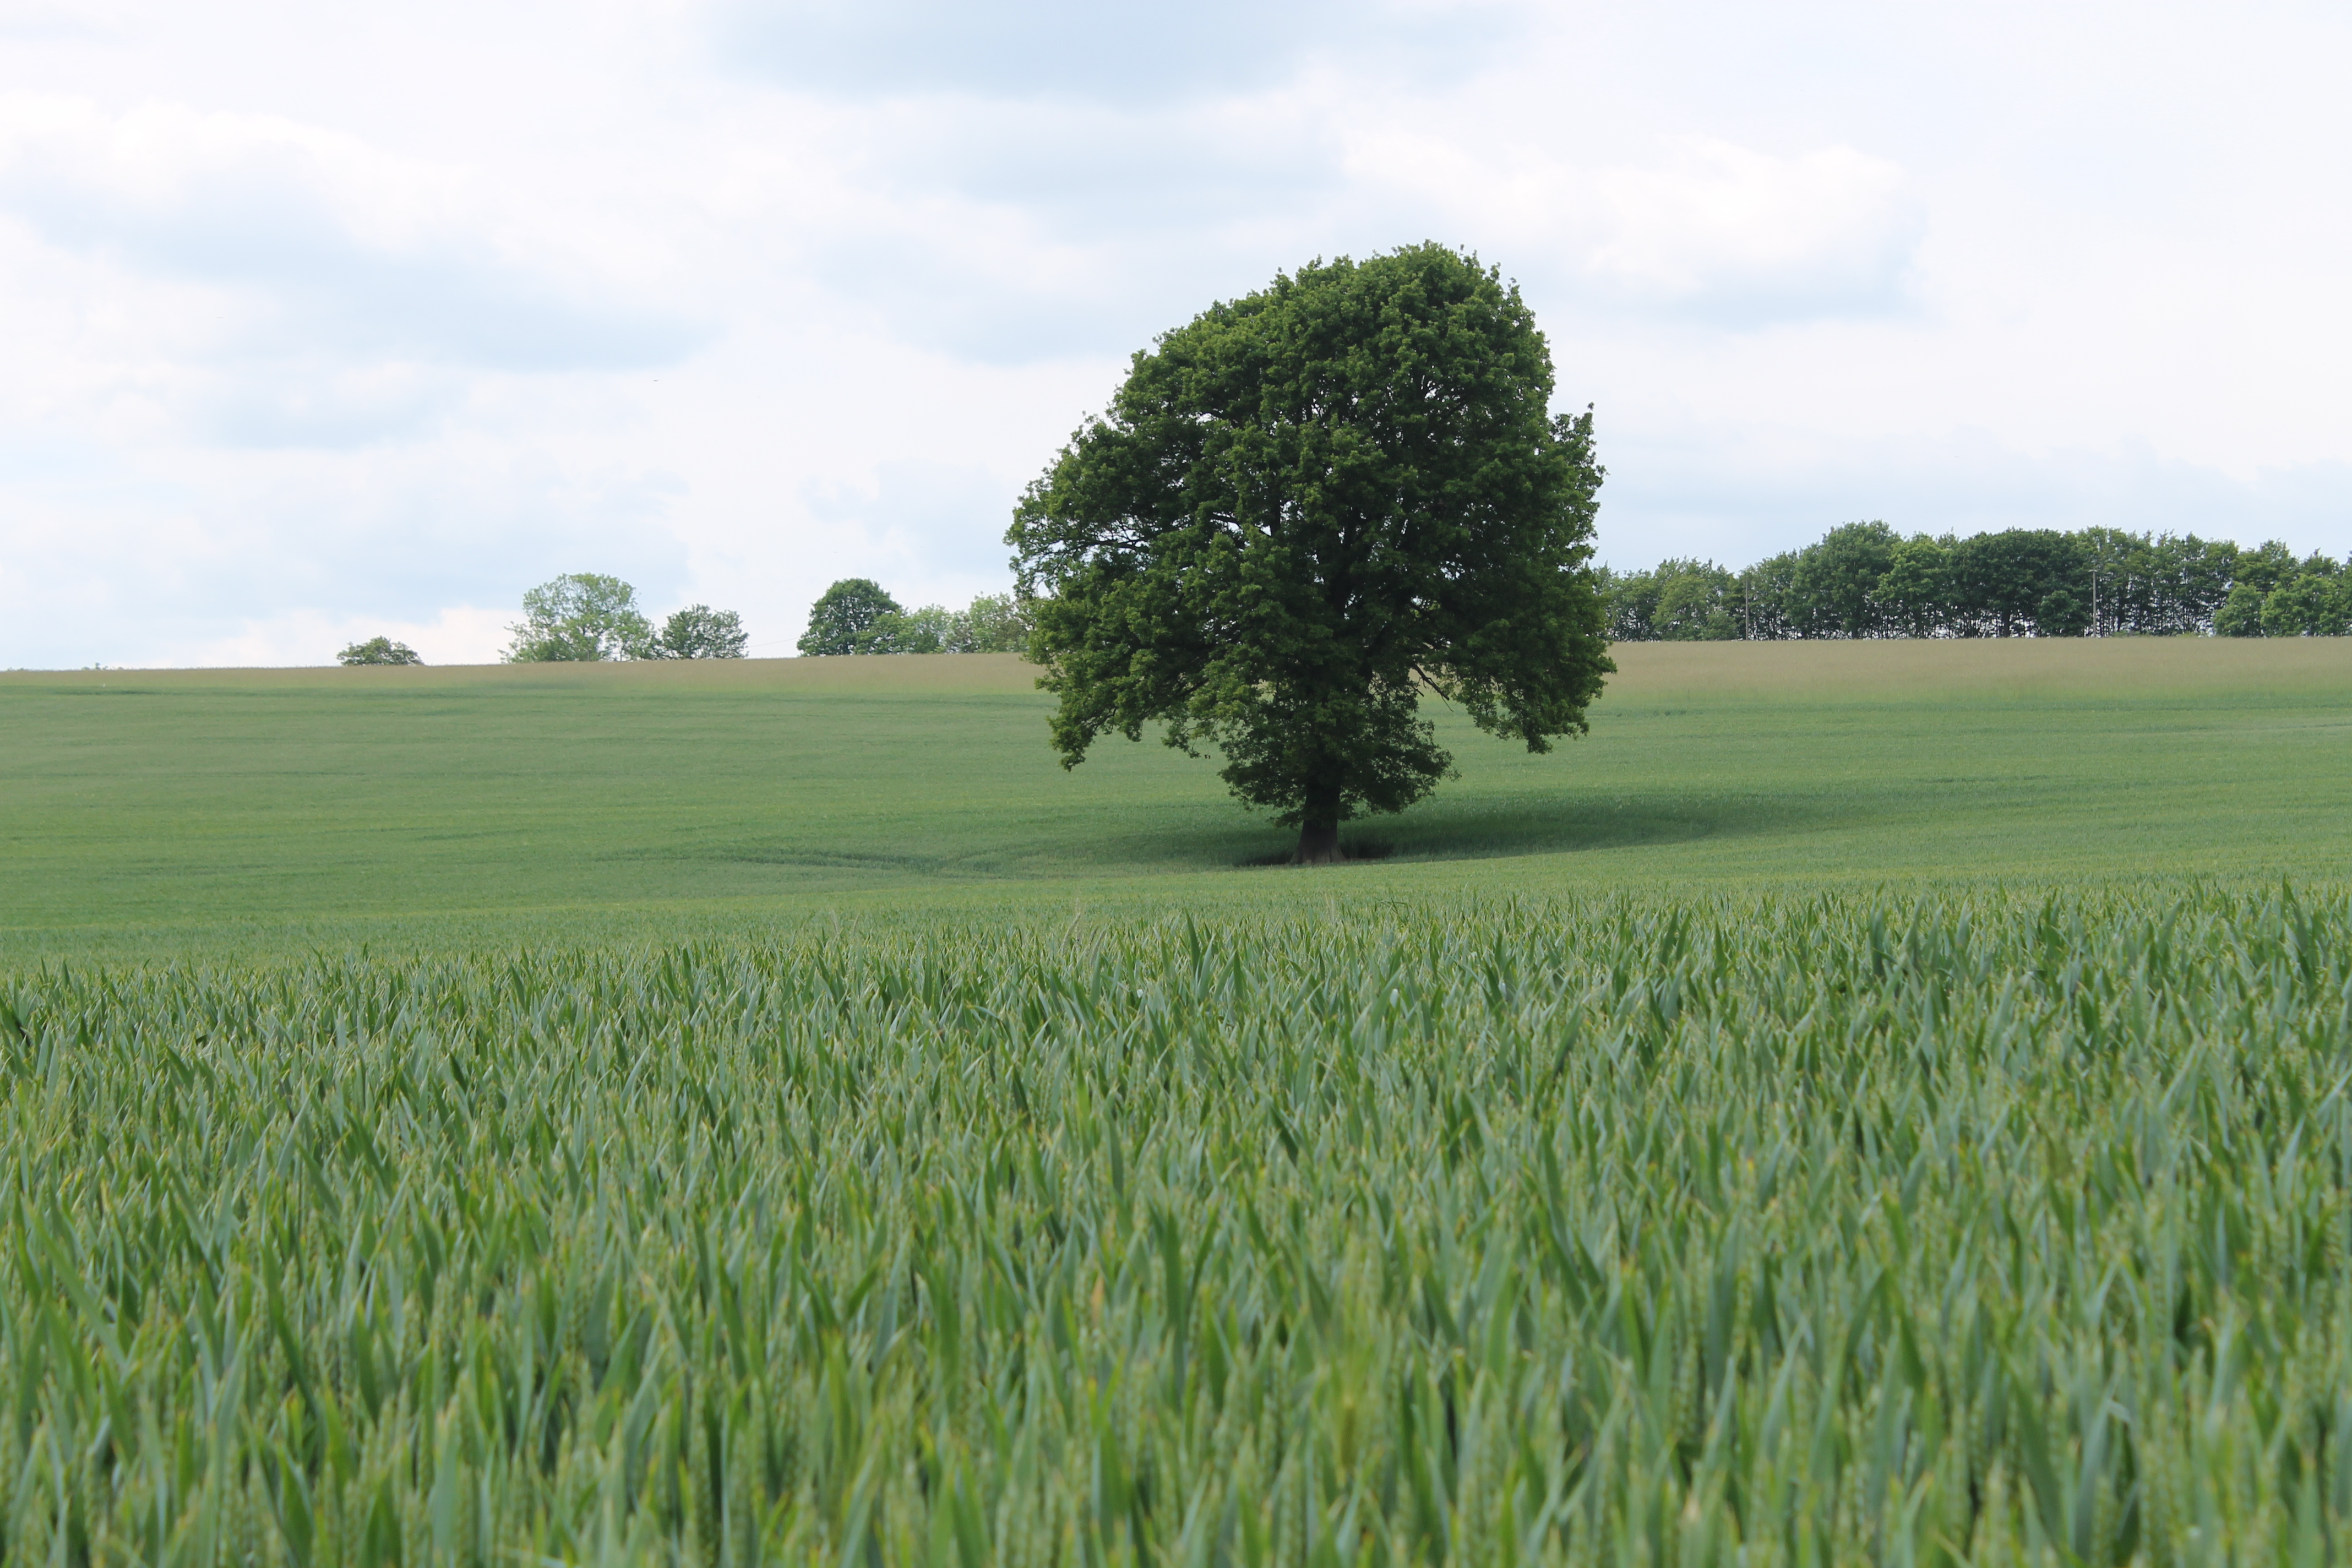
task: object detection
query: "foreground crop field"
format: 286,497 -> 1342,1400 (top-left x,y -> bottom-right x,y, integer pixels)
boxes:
4,886 -> 2350,1564
2,638 -> 2348,957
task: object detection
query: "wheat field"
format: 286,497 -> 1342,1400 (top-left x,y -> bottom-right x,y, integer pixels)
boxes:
3,884 -> 2348,1564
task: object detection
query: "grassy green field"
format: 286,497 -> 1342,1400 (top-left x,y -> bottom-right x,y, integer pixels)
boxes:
1,642 -> 2348,1565
3,639 -> 2346,957
4,887 -> 2350,1565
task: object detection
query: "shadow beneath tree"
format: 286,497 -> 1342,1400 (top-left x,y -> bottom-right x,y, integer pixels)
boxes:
1226,789 -> 1845,869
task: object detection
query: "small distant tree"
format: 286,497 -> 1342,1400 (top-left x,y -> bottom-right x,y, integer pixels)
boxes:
958,592 -> 1036,653
2231,540 -> 2301,600
858,606 -> 950,654
652,605 -> 749,659
1785,521 -> 1899,637
337,636 -> 422,666
2214,583 -> 2266,637
1944,530 -> 2086,637
1603,560 -> 1736,641
2035,588 -> 2090,636
1651,560 -> 1740,640
1876,535 -> 1950,638
1599,567 -> 1662,640
2166,535 -> 2242,633
859,595 -> 1040,654
506,574 -> 654,662
798,579 -> 901,656
1737,552 -> 1803,640
2260,564 -> 2352,637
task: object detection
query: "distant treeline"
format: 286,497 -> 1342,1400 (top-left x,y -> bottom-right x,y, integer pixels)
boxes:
797,580 -> 1033,656
1603,524 -> 2350,640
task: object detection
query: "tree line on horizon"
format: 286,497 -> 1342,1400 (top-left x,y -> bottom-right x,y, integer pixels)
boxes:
334,526 -> 2345,671
796,579 -> 1034,656
1603,523 -> 2351,640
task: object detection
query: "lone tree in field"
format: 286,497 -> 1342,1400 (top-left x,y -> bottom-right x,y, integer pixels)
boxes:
337,636 -> 422,666
651,605 -> 749,659
1009,243 -> 1613,863
505,574 -> 654,662
797,579 -> 900,656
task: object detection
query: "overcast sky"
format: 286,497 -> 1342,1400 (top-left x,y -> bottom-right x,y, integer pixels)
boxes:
3,0 -> 2348,667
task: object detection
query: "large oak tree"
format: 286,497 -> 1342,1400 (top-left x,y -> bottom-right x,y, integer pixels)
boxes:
1009,244 -> 1613,863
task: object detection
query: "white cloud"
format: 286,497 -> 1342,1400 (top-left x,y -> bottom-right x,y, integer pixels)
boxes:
177,603 -> 513,669
1576,140 -> 1918,320
803,459 -> 1017,586
712,0 -> 1517,105
1349,132 -> 1920,327
0,0 -> 117,39
0,96 -> 704,386
192,363 -> 466,449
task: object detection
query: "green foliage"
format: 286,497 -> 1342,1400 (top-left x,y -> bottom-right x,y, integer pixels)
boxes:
1735,549 -> 1804,640
1599,560 -> 1739,641
2231,538 -> 2302,598
2215,582 -> 2267,637
1945,527 -> 2087,636
2036,586 -> 2089,636
504,578 -> 744,662
1786,520 -> 1900,636
803,589 -> 1037,656
798,579 -> 902,656
1011,244 -> 1613,854
862,605 -> 952,654
958,592 -> 1036,654
0,885 -> 2347,1562
505,573 -> 656,662
651,604 -> 749,659
1876,535 -> 1950,636
1610,527 -> 2340,640
336,635 -> 422,666
2261,561 -> 2352,637
859,603 -> 1000,655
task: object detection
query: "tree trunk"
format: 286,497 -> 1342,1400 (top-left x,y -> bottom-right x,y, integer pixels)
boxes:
1295,780 -> 1343,865
1295,821 -> 1342,865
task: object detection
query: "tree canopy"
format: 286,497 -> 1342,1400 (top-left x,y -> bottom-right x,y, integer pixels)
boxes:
505,574 -> 655,662
862,594 -> 1037,655
796,579 -> 901,656
650,605 -> 749,660
336,636 -> 422,666
797,585 -> 1036,655
1009,243 -> 1613,863
502,576 -> 748,662
2260,563 -> 2351,636
1601,527 -> 2345,641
